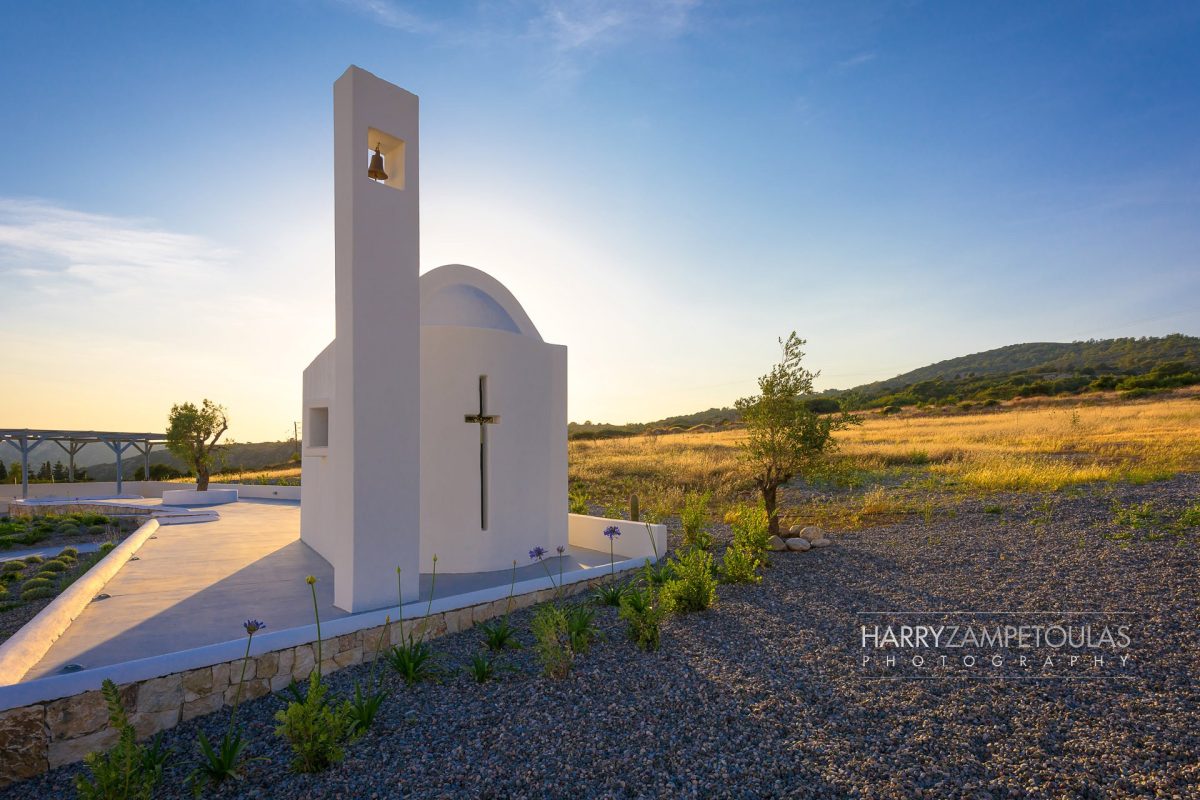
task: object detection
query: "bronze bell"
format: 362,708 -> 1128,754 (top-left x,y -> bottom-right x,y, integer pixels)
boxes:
367,143 -> 388,182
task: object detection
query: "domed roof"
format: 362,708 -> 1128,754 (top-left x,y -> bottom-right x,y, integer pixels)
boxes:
419,264 -> 543,341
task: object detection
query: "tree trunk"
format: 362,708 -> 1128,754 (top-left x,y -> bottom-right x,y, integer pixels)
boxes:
761,482 -> 779,537
196,464 -> 210,492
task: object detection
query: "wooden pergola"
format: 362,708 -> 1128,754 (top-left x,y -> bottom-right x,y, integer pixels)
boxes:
0,429 -> 170,499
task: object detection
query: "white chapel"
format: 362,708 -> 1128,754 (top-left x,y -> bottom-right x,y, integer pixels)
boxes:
301,67 -> 568,612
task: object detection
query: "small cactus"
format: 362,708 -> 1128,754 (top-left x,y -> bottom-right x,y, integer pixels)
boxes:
629,493 -> 640,522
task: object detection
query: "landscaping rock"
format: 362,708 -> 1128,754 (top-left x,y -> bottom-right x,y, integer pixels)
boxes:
800,525 -> 824,541
810,537 -> 833,547
785,537 -> 811,551
0,706 -> 46,787
787,524 -> 804,535
768,535 -> 787,551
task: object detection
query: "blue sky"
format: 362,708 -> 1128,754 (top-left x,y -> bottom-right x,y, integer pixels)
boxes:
2,1 -> 1198,440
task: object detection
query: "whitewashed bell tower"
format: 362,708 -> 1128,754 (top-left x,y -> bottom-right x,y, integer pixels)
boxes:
302,66 -> 570,614
301,66 -> 422,612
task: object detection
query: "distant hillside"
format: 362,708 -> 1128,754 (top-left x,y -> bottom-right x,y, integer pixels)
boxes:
835,334 -> 1200,409
567,334 -> 1200,435
34,440 -> 300,481
846,335 -> 1200,394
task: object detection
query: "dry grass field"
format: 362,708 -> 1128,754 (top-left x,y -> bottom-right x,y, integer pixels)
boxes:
215,392 -> 1200,525
568,391 -> 1200,522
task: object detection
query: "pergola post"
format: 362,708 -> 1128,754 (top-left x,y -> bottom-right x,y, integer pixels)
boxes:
54,439 -> 86,483
100,438 -> 135,494
5,435 -> 44,499
130,439 -> 155,483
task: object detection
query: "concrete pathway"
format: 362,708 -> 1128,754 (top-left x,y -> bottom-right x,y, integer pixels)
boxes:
23,499 -> 616,681
25,500 -> 339,680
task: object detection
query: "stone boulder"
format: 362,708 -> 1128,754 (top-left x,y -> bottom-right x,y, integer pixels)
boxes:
768,535 -> 787,551
810,537 -> 833,547
800,525 -> 824,541
787,524 -> 805,535
785,537 -> 811,552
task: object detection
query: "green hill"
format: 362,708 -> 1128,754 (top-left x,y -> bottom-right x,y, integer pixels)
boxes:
567,334 -> 1200,436
836,334 -> 1200,409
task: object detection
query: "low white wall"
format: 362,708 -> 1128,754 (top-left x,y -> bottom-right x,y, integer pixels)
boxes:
0,519 -> 161,686
568,514 -> 666,562
0,482 -> 301,503
0,552 -> 644,711
161,489 -> 238,507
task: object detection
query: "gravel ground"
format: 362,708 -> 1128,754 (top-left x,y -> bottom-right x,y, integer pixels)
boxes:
5,477 -> 1198,799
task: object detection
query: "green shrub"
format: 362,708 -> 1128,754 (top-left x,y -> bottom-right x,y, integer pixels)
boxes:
38,559 -> 69,573
16,530 -> 47,546
464,653 -> 496,684
23,555 -> 43,565
568,485 -> 589,515
530,604 -> 572,678
728,503 -> 771,566
20,586 -> 57,602
479,617 -> 521,651
385,639 -> 436,685
20,577 -> 55,592
565,604 -> 598,654
88,524 -> 108,536
1179,502 -> 1200,528
718,545 -> 762,584
1112,500 -> 1160,529
641,559 -> 672,587
76,679 -> 168,800
2,561 -> 25,574
659,547 -> 717,613
58,546 -> 80,558
679,491 -> 713,550
99,542 -> 116,556
619,586 -> 666,651
592,581 -> 626,607
274,673 -> 354,773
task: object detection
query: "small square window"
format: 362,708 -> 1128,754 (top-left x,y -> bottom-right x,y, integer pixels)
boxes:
307,406 -> 329,449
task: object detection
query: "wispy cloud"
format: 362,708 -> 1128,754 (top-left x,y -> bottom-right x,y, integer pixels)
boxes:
333,0 -> 433,33
534,0 -> 698,52
0,198 -> 234,303
835,51 -> 877,70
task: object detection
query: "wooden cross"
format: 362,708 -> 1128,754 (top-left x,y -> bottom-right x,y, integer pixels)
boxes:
464,375 -> 500,530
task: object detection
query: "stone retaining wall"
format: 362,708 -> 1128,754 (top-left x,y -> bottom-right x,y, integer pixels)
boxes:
0,571 -> 612,787
5,502 -> 152,519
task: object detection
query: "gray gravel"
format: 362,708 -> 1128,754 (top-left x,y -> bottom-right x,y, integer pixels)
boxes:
5,477 -> 1198,799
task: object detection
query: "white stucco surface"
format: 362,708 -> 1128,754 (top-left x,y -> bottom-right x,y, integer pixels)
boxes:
300,68 -> 569,608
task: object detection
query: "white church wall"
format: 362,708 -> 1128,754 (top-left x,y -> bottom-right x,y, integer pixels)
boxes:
420,325 -> 568,573
300,342 -> 337,565
328,67 -> 423,611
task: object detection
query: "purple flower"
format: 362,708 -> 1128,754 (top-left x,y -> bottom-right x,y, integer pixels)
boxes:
603,525 -> 621,540
243,619 -> 266,635
556,545 -> 565,556
529,546 -> 547,561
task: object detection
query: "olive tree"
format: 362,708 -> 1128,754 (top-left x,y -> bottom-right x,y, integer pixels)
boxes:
166,399 -> 229,491
736,333 -> 859,537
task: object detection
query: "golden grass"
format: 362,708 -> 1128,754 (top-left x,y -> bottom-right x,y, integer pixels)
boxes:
568,394 -> 1200,503
837,395 -> 1200,490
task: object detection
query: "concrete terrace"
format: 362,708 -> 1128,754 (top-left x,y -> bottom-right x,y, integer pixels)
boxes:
24,499 -> 615,681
